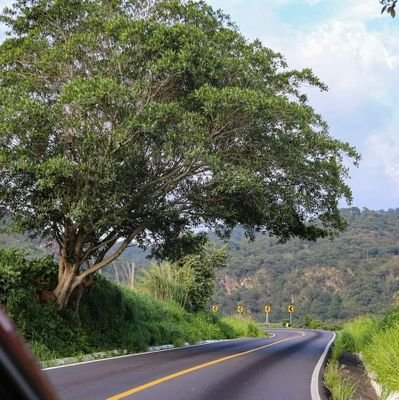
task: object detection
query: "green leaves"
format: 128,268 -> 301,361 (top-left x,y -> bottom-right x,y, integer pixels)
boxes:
0,0 -> 359,307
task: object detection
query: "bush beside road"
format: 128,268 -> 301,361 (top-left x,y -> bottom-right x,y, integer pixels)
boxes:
1,249 -> 264,363
324,308 -> 399,399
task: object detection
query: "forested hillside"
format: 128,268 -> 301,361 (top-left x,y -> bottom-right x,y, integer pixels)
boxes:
2,208 -> 399,322
212,208 -> 399,322
0,218 -> 50,258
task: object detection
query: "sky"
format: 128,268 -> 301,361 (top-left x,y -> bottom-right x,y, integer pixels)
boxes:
0,0 -> 398,210
206,0 -> 399,210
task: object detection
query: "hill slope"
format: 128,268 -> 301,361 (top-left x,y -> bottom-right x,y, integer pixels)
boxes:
212,208 -> 399,321
2,207 -> 399,322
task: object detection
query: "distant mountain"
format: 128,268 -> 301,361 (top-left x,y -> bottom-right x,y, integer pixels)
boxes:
0,229 -> 53,259
1,207 -> 399,322
212,208 -> 399,322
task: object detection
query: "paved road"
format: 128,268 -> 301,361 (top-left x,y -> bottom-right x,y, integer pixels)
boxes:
46,329 -> 334,400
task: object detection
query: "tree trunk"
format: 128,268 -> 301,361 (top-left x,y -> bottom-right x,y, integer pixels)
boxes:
52,258 -> 80,309
51,226 -> 143,309
72,278 -> 92,319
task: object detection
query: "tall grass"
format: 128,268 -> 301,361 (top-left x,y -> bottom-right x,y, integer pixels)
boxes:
338,317 -> 377,352
29,340 -> 58,362
80,280 -> 240,353
324,361 -> 357,400
363,322 -> 399,394
139,262 -> 194,308
329,308 -> 399,397
221,316 -> 264,337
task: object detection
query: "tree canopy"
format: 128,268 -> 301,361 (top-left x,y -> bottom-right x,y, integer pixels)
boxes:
0,0 -> 359,308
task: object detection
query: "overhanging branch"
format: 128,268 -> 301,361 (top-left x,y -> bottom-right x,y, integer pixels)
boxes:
75,224 -> 145,284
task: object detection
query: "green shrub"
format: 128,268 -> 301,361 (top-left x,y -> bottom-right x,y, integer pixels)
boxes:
177,245 -> 226,312
139,262 -> 194,309
339,317 -> 377,353
1,250 -> 263,362
363,322 -> 399,394
301,314 -> 343,331
221,316 -> 264,338
6,287 -> 91,357
0,248 -> 57,303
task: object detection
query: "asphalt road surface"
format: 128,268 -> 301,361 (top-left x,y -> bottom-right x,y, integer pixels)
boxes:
46,329 -> 334,400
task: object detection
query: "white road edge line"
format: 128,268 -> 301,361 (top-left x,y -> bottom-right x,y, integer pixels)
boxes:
310,331 -> 336,400
43,339 -> 235,371
43,334 -> 276,371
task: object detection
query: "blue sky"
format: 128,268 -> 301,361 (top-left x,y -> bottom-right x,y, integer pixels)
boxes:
206,0 -> 399,210
1,0 -> 399,210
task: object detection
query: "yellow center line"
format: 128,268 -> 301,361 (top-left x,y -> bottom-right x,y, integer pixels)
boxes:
106,330 -> 306,400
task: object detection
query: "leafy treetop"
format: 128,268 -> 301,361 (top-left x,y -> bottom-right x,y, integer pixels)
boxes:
0,0 -> 359,308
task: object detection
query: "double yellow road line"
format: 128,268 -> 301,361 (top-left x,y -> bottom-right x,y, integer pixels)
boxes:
107,331 -> 306,400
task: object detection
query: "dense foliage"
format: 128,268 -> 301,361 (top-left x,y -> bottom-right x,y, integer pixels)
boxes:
0,249 -> 263,360
140,243 -> 226,311
0,0 -> 358,308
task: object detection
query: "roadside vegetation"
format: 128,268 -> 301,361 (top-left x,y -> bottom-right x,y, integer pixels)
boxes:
324,361 -> 357,400
0,249 -> 263,362
324,308 -> 399,399
301,314 -> 343,331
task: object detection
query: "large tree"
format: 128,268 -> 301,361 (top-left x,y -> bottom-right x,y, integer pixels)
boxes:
0,0 -> 359,309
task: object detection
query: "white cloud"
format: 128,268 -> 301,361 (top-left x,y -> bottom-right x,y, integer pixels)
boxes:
290,19 -> 399,102
244,0 -> 399,207
367,127 -> 399,188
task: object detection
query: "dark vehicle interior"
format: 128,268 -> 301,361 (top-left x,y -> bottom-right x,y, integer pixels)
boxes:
0,307 -> 58,400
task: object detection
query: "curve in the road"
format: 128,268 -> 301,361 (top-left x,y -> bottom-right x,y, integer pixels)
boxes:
46,329 -> 335,400
107,330 -> 306,400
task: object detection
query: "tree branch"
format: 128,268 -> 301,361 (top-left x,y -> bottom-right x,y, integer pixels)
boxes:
75,224 -> 145,283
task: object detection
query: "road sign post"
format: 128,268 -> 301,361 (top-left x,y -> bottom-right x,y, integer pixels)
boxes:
288,304 -> 295,326
211,305 -> 219,313
237,305 -> 244,317
264,305 -> 271,325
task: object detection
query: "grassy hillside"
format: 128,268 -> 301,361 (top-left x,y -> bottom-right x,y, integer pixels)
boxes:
0,249 -> 263,361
